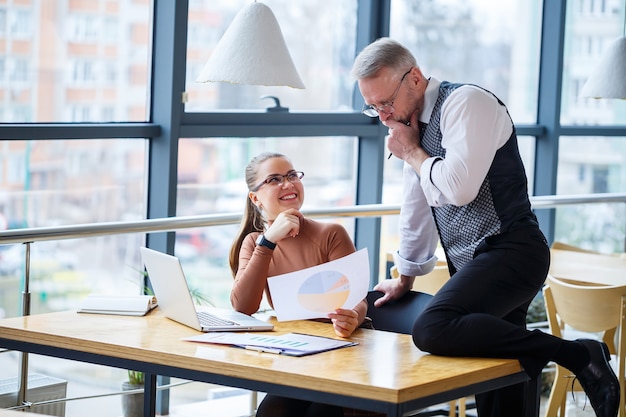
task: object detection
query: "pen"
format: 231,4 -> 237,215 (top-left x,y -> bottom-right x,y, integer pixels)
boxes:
387,121 -> 411,160
244,345 -> 283,354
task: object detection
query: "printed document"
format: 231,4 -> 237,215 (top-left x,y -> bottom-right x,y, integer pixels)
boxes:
267,248 -> 369,321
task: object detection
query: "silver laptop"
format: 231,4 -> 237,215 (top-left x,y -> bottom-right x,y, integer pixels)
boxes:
139,247 -> 274,332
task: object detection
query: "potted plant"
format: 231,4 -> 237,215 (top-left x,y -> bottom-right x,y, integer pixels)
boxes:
122,370 -> 144,417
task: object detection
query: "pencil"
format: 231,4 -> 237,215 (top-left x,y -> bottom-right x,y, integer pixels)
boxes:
387,121 -> 410,160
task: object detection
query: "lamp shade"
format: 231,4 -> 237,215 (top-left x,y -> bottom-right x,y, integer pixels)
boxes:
196,2 -> 305,89
580,36 -> 626,99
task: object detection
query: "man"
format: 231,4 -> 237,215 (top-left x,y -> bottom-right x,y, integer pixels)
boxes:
352,37 -> 619,417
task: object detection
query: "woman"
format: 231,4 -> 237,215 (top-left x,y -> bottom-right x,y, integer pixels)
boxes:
229,151 -> 368,417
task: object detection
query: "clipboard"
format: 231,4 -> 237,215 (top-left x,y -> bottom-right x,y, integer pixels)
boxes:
184,331 -> 357,356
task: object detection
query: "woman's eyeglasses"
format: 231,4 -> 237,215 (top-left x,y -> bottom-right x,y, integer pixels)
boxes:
253,171 -> 305,191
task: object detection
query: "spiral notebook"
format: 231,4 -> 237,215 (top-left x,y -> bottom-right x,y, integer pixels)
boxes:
78,294 -> 158,316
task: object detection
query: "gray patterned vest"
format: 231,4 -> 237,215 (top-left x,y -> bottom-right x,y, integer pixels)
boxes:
421,82 -> 538,271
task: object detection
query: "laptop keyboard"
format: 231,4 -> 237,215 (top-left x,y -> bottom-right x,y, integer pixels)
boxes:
197,311 -> 240,327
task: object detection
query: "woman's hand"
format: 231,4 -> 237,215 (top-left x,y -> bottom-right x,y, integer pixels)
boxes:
264,208 -> 303,243
327,308 -> 360,338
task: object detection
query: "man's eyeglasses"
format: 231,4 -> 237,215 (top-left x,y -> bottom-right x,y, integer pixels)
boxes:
361,68 -> 412,118
253,171 -> 305,191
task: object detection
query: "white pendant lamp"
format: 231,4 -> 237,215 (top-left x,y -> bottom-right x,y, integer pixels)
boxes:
196,1 -> 305,89
580,36 -> 626,99
581,6 -> 626,100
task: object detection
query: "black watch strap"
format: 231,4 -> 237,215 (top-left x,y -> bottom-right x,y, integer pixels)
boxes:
256,234 -> 276,250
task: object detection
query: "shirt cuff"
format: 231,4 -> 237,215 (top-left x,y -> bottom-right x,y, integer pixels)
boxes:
420,156 -> 441,178
392,251 -> 439,277
420,156 -> 445,206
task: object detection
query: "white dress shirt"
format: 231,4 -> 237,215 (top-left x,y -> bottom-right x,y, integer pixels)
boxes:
393,77 -> 514,277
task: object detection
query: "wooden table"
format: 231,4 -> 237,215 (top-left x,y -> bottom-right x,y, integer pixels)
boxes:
0,309 -> 534,417
550,249 -> 626,286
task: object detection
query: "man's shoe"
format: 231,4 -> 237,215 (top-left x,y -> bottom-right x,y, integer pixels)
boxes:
575,339 -> 620,417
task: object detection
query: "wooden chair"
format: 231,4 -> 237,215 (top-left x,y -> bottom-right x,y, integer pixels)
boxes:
542,274 -> 626,417
551,240 -> 626,262
550,241 -> 598,253
366,290 -> 471,417
389,264 -> 451,296
549,244 -> 626,288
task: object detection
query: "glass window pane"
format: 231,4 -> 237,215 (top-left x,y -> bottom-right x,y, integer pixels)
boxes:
0,139 -> 147,318
390,0 -> 543,124
554,136 -> 626,252
176,136 -> 357,308
557,136 -> 626,195
0,2 -> 151,123
185,0 -> 358,111
561,0 -> 626,124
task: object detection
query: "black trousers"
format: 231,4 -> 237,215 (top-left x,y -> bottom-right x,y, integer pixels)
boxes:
412,227 -> 559,417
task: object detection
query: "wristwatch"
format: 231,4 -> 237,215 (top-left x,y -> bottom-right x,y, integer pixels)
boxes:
255,234 -> 276,250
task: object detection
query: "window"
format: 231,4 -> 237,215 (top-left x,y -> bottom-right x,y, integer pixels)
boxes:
10,9 -> 31,38
10,58 -> 28,83
72,60 -> 97,83
1,2 -> 150,122
561,0 -> 626,124
184,0 -> 358,111
555,136 -> 626,252
0,139 -> 147,318
390,0 -> 543,124
103,17 -> 118,42
0,8 -> 6,34
70,15 -> 99,42
176,136 -> 358,308
70,106 -> 92,122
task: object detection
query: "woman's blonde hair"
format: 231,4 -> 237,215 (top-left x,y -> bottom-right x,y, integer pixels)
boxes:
228,152 -> 288,276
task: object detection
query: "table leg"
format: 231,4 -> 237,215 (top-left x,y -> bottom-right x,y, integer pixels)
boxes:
144,373 -> 157,417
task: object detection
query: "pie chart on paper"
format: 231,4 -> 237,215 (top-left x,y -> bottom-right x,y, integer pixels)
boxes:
297,270 -> 350,313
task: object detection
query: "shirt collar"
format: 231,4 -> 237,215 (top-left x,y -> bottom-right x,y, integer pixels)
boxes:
420,76 -> 441,125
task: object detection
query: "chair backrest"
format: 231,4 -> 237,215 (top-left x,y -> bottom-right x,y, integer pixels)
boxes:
550,241 -> 598,253
366,290 -> 433,334
390,264 -> 451,296
549,248 -> 626,287
544,274 -> 626,334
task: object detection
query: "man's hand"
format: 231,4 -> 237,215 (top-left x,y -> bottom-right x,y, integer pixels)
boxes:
385,111 -> 429,172
372,275 -> 413,307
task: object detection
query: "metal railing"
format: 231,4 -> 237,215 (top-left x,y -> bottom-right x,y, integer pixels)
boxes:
1,192 -> 625,412
1,193 -> 625,245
